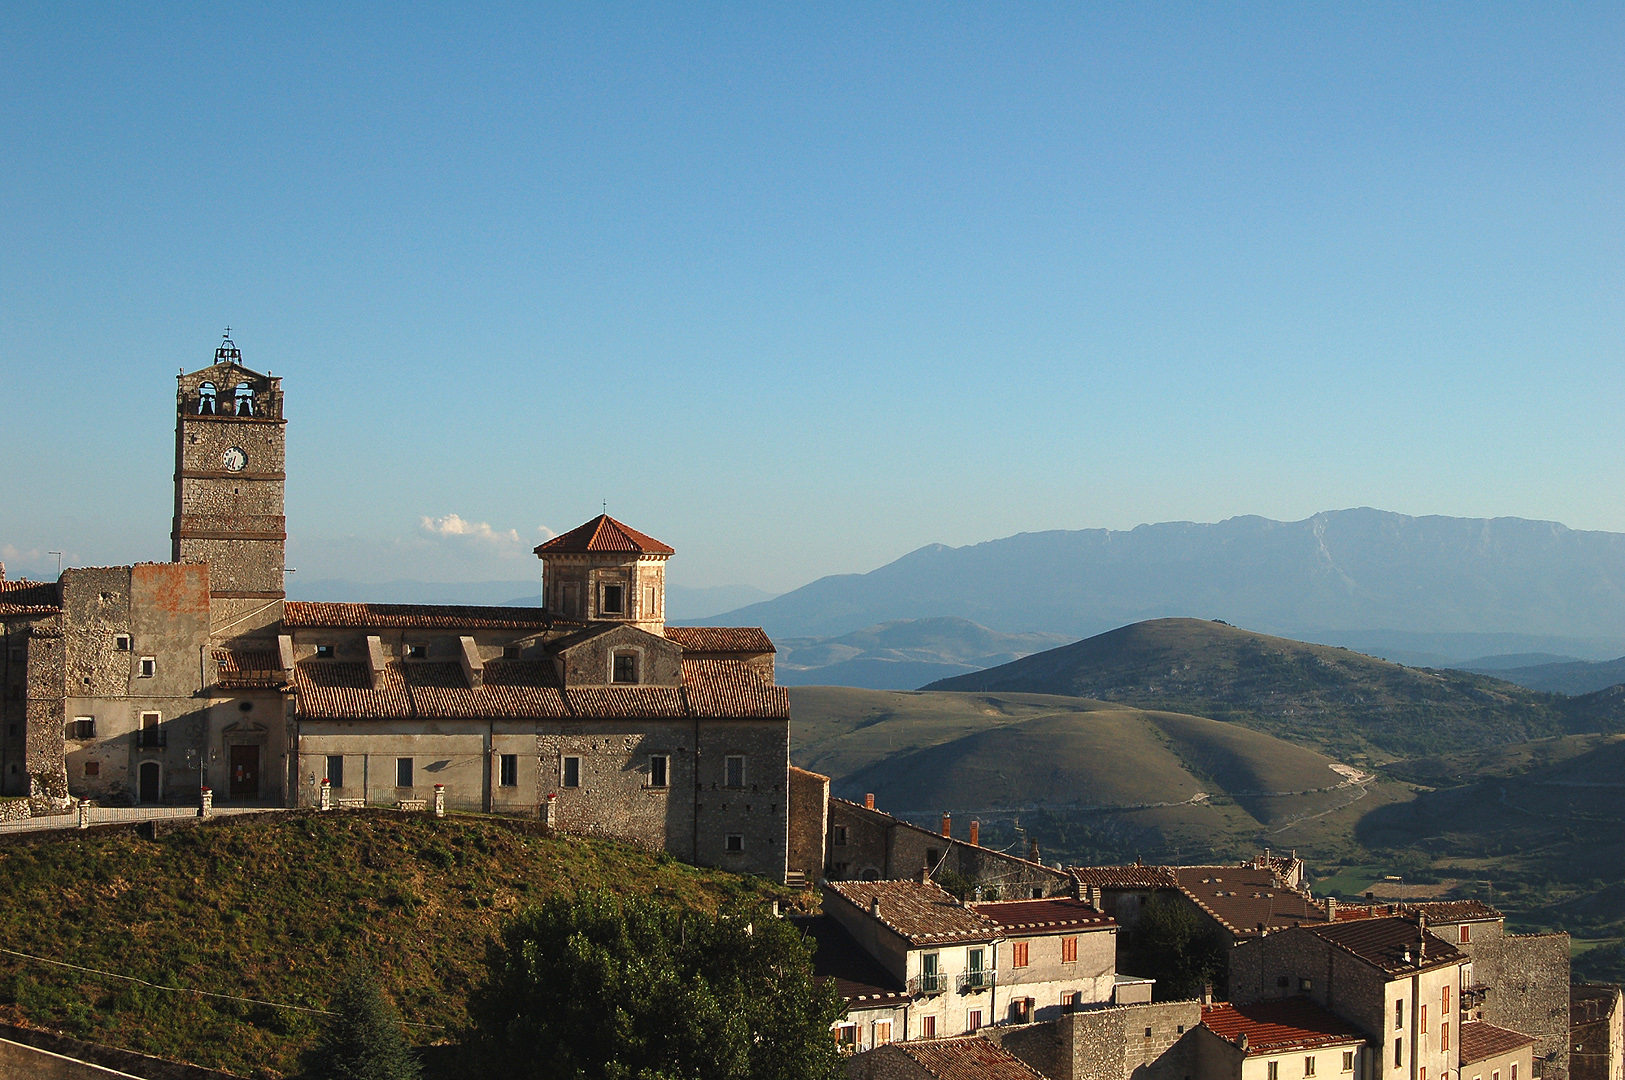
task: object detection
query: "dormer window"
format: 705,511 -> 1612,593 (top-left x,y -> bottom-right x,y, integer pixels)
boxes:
406,644 -> 427,659
233,382 -> 255,416
315,644 -> 334,658
613,652 -> 638,684
197,382 -> 217,415
601,584 -> 624,615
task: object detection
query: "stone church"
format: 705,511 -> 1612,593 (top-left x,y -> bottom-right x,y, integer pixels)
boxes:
0,336 -> 797,881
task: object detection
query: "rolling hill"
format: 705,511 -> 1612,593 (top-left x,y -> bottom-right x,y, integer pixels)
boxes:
775,617 -> 1070,689
923,618 -> 1625,761
703,509 -> 1625,660
1465,654 -> 1625,696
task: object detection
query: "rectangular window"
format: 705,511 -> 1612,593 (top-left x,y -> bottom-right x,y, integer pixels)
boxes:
396,758 -> 413,787
1060,936 -> 1078,963
1511,1065 -> 1517,1080
1306,1057 -> 1317,1076
500,754 -> 519,787
1396,1001 -> 1404,1030
1494,1071 -> 1501,1080
648,754 -> 668,788
1421,1070 -> 1427,1080
1444,986 -> 1452,1015
613,653 -> 637,683
406,644 -> 426,659
138,656 -> 156,678
967,1009 -> 983,1033
832,824 -> 848,845
643,584 -> 656,616
725,834 -> 744,852
602,584 -> 624,615
1441,1023 -> 1450,1051
316,644 -> 334,658
1061,992 -> 1079,1013
502,645 -> 520,659
113,635 -> 130,651
562,756 -> 581,788
72,717 -> 95,740
921,1015 -> 936,1039
835,1023 -> 857,1048
1343,1052 -> 1355,1073
139,712 -> 161,748
325,755 -> 344,787
725,755 -> 745,788
84,761 -> 99,777
874,1020 -> 892,1045
1269,1063 -> 1280,1080
1460,924 -> 1471,944
1395,1039 -> 1403,1068
1012,941 -> 1030,968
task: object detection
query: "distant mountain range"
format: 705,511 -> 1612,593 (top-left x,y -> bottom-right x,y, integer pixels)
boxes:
775,617 -> 1070,689
288,578 -> 777,622
702,509 -> 1625,661
1465,655 -> 1625,696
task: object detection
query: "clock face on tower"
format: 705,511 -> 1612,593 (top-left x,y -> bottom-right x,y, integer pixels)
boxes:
222,446 -> 248,473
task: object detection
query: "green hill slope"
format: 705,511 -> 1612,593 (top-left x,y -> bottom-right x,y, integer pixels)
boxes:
924,617 -> 1624,761
0,812 -> 790,1077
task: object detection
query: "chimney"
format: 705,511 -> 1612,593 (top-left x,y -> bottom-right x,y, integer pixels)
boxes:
941,812 -> 952,838
1417,913 -> 1427,960
870,897 -> 881,919
1326,897 -> 1338,921
865,793 -> 875,810
1028,838 -> 1041,863
1201,983 -> 1214,1006
918,862 -> 932,884
969,819 -> 980,847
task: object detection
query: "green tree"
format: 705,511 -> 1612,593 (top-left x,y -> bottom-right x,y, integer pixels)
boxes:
464,892 -> 847,1080
1127,895 -> 1227,1000
302,965 -> 422,1080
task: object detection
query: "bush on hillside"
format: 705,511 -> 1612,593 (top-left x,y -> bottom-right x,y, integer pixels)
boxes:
300,964 -> 422,1080
462,892 -> 846,1080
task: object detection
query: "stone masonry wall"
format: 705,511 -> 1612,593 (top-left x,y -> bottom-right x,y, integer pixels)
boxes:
787,765 -> 828,881
992,999 -> 1203,1080
1478,933 -> 1571,1080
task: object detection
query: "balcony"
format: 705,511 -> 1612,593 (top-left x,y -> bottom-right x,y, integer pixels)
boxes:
910,973 -> 948,996
958,971 -> 993,993
136,730 -> 166,750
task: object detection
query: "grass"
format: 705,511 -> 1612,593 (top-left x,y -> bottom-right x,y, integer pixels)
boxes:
0,811 -> 797,1078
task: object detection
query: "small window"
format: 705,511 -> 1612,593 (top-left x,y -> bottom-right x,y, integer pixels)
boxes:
874,1019 -> 893,1045
315,644 -> 334,658
1060,936 -> 1078,963
835,1023 -> 857,1048
1278,976 -> 1291,988
562,756 -> 581,788
1012,941 -> 1029,968
84,761 -> 100,777
325,755 -> 344,787
1511,1065 -> 1517,1080
967,1008 -> 983,1033
725,755 -> 745,788
1421,1069 -> 1427,1080
1421,1004 -> 1428,1034
1145,1027 -> 1153,1038
139,711 -> 161,748
113,635 -> 131,651
921,1015 -> 936,1039
1460,924 -> 1471,944
613,653 -> 637,684
396,758 -> 413,787
500,754 -> 518,787
502,645 -> 520,659
1300,977 -> 1313,991
1395,1039 -> 1403,1068
648,754 -> 669,788
1442,1024 -> 1450,1052
1061,992 -> 1079,1014
832,825 -> 848,845
1343,1052 -> 1355,1072
643,584 -> 656,616
602,584 -> 624,615
138,656 -> 156,678
1396,1000 -> 1404,1030
968,947 -> 984,973
1306,1056 -> 1316,1076
1444,985 -> 1452,1014
72,717 -> 96,739
1269,1062 -> 1280,1080
406,644 -> 427,659
725,834 -> 744,852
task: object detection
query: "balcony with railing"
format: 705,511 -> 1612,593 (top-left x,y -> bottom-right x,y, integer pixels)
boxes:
909,972 -> 948,996
957,970 -> 993,993
136,729 -> 166,750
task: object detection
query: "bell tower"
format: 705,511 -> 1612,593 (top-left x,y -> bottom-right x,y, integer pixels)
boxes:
171,332 -> 287,634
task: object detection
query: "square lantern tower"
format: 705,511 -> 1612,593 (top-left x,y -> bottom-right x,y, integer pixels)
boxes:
534,514 -> 672,633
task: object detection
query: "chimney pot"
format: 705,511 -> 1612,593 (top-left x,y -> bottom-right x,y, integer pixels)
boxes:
865,792 -> 874,810
969,819 -> 980,846
941,812 -> 952,838
1326,897 -> 1338,921
1028,838 -> 1041,863
870,897 -> 881,918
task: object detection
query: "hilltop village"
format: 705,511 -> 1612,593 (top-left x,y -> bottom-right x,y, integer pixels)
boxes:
0,341 -> 1620,1080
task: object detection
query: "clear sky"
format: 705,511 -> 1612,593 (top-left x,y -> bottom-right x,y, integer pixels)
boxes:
2,4 -> 1621,594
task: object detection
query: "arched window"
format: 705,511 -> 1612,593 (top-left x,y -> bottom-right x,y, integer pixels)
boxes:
197,381 -> 217,415
234,382 -> 255,416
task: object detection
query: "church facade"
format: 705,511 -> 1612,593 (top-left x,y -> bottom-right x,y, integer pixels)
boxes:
0,337 -> 793,881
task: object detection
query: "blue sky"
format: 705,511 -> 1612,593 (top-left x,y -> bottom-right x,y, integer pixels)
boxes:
2,4 -> 1621,594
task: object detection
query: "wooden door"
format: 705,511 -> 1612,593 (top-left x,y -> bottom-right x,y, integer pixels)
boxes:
229,744 -> 260,799
138,761 -> 160,803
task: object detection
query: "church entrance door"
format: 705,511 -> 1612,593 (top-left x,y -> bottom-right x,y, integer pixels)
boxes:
229,745 -> 260,800
138,761 -> 161,804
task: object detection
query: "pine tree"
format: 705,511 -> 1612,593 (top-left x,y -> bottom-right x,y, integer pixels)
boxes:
303,965 -> 422,1080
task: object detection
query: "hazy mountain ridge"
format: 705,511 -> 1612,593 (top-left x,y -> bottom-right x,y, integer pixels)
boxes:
775,616 -> 1070,689
289,578 -> 776,621
700,509 -> 1625,653
1463,655 -> 1625,696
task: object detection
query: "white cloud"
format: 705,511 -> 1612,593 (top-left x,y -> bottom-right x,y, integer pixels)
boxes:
418,514 -> 521,546
536,525 -> 557,540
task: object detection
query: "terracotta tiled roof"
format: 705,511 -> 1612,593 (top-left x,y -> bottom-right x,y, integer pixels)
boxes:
1070,865 -> 1179,889
1459,1021 -> 1537,1065
825,879 -> 996,945
681,659 -> 789,718
213,648 -> 286,689
884,1036 -> 1048,1080
1307,917 -> 1466,976
1201,1000 -> 1366,1055
664,626 -> 776,653
283,602 -> 554,630
1174,866 -> 1327,939
293,662 -> 412,718
792,915 -> 909,1005
534,515 -> 674,555
567,685 -> 689,718
1334,900 -> 1503,925
973,897 -> 1115,933
0,579 -> 60,616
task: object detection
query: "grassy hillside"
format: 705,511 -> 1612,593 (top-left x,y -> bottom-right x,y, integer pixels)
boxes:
924,618 -> 1625,761
0,812 -> 793,1078
789,686 -> 1364,862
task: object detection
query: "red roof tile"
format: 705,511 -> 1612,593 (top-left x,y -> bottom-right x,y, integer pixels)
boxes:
213,648 -> 286,689
1174,866 -> 1327,939
1307,916 -> 1466,976
681,659 -> 790,718
884,1036 -> 1048,1080
1459,1021 -> 1537,1065
566,685 -> 689,718
1201,1000 -> 1366,1055
0,579 -> 60,616
826,879 -> 997,945
972,897 -> 1115,933
664,626 -> 775,653
283,602 -> 554,630
1070,865 -> 1180,889
534,515 -> 674,555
